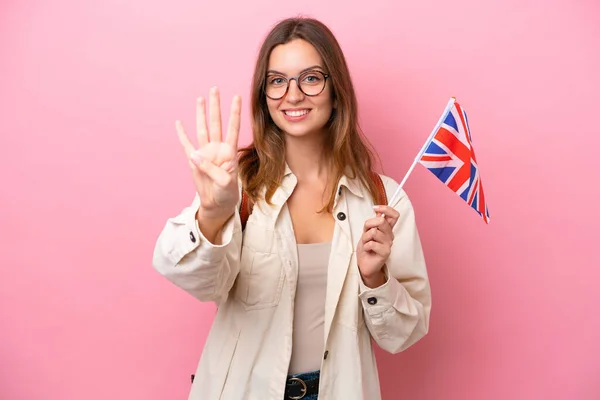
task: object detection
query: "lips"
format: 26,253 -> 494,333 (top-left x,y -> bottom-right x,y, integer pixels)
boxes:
281,108 -> 311,123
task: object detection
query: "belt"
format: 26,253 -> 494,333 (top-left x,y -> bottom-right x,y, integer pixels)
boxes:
284,371 -> 320,399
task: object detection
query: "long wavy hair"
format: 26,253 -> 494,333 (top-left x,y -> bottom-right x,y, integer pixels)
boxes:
238,17 -> 383,212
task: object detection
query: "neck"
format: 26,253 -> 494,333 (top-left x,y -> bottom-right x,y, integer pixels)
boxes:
285,134 -> 331,182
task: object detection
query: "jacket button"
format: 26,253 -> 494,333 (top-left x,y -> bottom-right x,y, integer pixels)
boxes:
336,212 -> 346,221
323,350 -> 329,360
189,231 -> 196,243
367,297 -> 377,305
338,187 -> 342,196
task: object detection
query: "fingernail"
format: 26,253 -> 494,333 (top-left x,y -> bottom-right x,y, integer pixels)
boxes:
373,205 -> 380,210
191,152 -> 202,164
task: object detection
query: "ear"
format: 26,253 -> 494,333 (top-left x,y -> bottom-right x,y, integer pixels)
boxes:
333,98 -> 338,109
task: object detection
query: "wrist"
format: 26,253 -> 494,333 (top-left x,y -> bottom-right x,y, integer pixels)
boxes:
195,207 -> 234,244
360,268 -> 386,289
196,206 -> 235,224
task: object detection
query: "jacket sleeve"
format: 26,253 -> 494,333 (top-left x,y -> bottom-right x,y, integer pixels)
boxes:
358,176 -> 432,354
152,192 -> 243,307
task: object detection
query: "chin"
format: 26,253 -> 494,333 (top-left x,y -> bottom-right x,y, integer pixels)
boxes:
283,125 -> 314,137
275,117 -> 330,138
282,125 -> 325,138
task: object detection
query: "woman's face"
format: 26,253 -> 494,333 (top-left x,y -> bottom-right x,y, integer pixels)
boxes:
265,39 -> 334,139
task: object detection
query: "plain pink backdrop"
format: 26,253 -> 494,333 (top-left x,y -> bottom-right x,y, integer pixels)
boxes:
1,0 -> 598,399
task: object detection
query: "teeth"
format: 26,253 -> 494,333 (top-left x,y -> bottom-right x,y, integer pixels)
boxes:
284,110 -> 309,117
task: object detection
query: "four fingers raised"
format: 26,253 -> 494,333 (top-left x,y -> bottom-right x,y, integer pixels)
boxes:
177,87 -> 241,160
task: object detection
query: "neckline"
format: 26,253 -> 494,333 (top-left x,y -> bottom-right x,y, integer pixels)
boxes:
297,242 -> 332,247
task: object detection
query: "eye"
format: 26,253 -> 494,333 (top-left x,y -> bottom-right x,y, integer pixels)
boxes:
301,72 -> 323,84
267,76 -> 286,86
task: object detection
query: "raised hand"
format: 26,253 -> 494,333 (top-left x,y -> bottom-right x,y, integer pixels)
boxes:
176,87 -> 242,223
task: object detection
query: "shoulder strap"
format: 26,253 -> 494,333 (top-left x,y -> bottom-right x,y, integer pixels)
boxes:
240,190 -> 252,231
371,171 -> 388,206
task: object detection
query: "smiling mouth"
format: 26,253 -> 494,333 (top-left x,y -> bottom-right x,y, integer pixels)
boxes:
283,109 -> 310,117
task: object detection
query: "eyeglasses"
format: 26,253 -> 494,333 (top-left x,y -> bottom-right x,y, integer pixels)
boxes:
264,70 -> 330,100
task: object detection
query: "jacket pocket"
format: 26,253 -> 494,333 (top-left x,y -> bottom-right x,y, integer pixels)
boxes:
234,247 -> 285,310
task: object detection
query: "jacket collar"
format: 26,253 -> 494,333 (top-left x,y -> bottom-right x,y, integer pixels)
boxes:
283,163 -> 364,199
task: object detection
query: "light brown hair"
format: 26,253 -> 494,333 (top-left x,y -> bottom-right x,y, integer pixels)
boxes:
238,17 -> 383,211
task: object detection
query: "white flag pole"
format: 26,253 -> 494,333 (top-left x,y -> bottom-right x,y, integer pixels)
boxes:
386,97 -> 456,208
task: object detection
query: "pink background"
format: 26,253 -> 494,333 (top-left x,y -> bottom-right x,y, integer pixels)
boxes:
1,0 -> 598,399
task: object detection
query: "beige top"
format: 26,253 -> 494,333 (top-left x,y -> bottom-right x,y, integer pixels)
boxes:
288,242 -> 332,375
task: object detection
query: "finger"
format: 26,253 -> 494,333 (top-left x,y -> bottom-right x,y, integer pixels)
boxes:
196,97 -> 208,148
384,215 -> 399,229
376,218 -> 394,238
363,216 -> 387,232
188,158 -> 205,179
374,206 -> 400,228
362,228 -> 379,244
373,205 -> 399,220
209,87 -> 222,142
193,158 -> 231,187
362,227 -> 392,245
175,120 -> 194,158
190,149 -> 203,165
225,95 -> 242,150
364,241 -> 389,257
221,159 -> 238,174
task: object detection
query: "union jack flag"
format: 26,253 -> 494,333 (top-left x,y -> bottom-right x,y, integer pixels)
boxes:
418,100 -> 490,223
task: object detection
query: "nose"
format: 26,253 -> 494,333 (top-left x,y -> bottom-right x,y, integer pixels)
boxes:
285,79 -> 304,103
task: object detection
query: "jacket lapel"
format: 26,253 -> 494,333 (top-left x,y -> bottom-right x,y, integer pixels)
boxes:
323,192 -> 355,344
323,174 -> 366,344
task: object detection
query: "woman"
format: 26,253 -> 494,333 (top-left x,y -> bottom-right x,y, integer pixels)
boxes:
153,17 -> 431,400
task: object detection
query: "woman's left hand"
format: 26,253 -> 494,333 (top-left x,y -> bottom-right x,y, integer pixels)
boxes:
356,205 -> 400,288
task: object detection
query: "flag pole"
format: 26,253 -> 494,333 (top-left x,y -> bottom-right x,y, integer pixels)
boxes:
386,97 -> 456,208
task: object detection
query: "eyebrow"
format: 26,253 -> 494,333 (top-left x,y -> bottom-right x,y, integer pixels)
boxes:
266,65 -> 325,75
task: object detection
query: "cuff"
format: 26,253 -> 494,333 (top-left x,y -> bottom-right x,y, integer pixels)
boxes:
194,213 -> 235,250
358,266 -> 400,316
166,205 -> 237,264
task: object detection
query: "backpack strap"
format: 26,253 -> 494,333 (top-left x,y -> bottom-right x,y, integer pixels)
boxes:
371,171 -> 388,206
239,171 -> 387,230
240,190 -> 252,231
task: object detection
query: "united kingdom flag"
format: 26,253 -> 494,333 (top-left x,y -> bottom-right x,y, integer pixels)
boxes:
418,100 -> 490,223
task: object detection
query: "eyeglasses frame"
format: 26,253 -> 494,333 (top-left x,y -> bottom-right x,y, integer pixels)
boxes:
264,70 -> 331,100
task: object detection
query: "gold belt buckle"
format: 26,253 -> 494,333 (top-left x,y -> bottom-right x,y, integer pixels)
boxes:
287,377 -> 307,399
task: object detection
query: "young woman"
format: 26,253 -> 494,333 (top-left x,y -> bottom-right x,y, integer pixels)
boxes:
153,17 -> 431,400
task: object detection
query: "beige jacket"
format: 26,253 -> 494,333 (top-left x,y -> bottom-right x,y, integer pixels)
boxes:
152,166 -> 431,400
